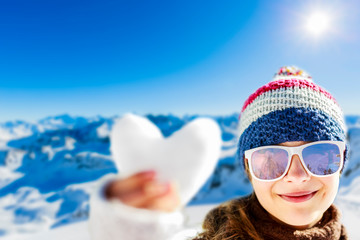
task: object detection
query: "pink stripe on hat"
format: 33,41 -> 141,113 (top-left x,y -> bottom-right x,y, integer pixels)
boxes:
241,78 -> 338,113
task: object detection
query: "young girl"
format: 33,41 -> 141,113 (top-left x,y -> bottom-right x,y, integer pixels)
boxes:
89,66 -> 348,240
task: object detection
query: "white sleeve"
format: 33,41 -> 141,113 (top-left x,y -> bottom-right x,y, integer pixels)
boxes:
88,174 -> 185,240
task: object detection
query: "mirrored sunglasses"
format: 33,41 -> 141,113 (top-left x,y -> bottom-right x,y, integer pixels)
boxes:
244,141 -> 345,182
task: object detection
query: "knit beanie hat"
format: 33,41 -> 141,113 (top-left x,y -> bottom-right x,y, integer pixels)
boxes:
237,66 -> 348,167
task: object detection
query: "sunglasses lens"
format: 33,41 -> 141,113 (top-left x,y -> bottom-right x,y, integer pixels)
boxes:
251,148 -> 288,180
302,143 -> 342,176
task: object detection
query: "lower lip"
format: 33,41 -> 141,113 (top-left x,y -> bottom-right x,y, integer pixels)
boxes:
279,191 -> 317,203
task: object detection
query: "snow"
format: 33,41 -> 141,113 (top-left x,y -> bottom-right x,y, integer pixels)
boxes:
61,137 -> 76,151
1,113 -> 360,239
51,136 -> 60,141
2,221 -> 91,240
335,175 -> 360,239
96,122 -> 110,138
181,204 -> 215,227
4,150 -> 26,170
1,204 -> 215,240
219,145 -> 237,159
0,124 -> 33,142
63,137 -> 76,150
41,145 -> 54,160
0,141 -> 8,148
0,167 -> 24,189
110,114 -> 222,205
39,137 -> 76,161
0,187 -> 62,237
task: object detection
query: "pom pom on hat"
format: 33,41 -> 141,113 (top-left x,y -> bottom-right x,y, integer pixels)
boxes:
237,66 -> 348,167
272,66 -> 313,82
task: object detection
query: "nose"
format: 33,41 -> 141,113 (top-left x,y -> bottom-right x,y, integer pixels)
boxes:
283,154 -> 311,183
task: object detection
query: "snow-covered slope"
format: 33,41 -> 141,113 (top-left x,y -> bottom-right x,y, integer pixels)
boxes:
0,114 -> 104,142
0,114 -> 360,239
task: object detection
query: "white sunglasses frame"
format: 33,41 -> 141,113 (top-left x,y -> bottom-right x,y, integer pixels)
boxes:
244,141 -> 346,182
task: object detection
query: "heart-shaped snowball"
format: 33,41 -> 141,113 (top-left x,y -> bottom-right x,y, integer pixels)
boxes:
110,113 -> 222,206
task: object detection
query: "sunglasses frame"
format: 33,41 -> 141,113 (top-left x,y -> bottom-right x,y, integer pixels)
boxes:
244,141 -> 346,182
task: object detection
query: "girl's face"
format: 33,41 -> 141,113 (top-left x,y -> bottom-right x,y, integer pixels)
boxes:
249,141 -> 340,229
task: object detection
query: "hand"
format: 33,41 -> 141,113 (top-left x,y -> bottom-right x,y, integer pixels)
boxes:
104,171 -> 181,212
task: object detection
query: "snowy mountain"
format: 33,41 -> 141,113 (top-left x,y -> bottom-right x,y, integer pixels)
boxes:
1,114 -> 360,238
0,114 -> 105,142
340,116 -> 360,186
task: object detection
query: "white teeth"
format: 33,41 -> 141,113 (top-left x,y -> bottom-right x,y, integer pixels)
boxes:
110,113 -> 222,206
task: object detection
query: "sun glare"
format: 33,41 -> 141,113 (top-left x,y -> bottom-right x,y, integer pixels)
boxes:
305,12 -> 331,36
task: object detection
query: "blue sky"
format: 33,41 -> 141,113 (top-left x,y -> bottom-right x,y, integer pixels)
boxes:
1,0 -> 360,122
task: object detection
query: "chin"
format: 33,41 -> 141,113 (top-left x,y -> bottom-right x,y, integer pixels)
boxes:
276,209 -> 323,229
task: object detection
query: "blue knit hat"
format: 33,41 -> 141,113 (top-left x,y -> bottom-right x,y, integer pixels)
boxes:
237,66 -> 348,167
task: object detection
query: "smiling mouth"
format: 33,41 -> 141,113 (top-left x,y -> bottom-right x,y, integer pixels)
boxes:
279,191 -> 318,203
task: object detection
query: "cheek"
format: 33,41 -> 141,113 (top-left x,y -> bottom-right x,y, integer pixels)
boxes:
321,174 -> 340,202
251,180 -> 283,222
251,180 -> 275,205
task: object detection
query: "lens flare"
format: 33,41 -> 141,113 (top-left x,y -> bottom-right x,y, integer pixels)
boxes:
306,12 -> 331,36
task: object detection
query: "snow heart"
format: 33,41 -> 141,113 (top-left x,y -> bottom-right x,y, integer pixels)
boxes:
110,114 -> 222,206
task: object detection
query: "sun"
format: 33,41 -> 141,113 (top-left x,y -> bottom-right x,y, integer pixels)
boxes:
305,12 -> 331,36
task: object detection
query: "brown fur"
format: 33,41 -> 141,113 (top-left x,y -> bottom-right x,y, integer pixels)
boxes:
193,194 -> 263,240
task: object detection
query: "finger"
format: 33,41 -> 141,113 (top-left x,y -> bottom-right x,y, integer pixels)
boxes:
141,183 -> 181,212
120,181 -> 171,207
105,170 -> 156,199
